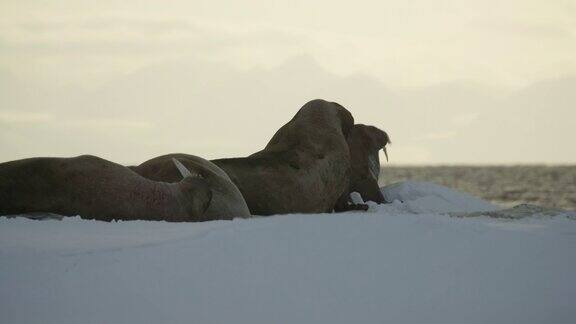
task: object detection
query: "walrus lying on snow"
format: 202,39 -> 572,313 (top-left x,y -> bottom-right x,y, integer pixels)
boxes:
0,155 -> 214,222
130,154 -> 250,220
345,124 -> 391,204
211,99 -> 354,215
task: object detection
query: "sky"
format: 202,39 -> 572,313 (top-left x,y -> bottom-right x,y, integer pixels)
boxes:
0,0 -> 575,164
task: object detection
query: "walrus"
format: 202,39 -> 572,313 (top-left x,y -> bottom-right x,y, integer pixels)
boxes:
210,99 -> 355,215
346,124 -> 391,204
0,155 -> 214,222
130,154 -> 251,220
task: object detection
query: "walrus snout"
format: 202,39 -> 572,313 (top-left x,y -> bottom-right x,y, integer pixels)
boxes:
354,125 -> 391,161
376,128 -> 391,162
176,176 -> 213,221
169,158 -> 213,220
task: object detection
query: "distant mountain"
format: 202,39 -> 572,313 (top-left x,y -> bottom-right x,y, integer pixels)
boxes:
0,56 -> 574,164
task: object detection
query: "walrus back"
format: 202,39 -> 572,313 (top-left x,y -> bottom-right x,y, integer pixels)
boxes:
212,99 -> 354,215
0,155 -> 213,221
0,157 -> 65,215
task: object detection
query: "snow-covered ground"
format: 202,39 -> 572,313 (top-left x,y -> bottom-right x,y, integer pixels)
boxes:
1,182 -> 575,324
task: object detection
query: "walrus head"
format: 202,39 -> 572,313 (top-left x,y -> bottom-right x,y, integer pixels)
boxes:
351,124 -> 391,162
347,124 -> 391,204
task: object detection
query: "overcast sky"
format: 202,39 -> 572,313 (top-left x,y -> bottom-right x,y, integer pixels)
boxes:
1,0 -> 575,164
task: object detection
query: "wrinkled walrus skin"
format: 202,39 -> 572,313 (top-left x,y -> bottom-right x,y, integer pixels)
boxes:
346,124 -> 391,204
0,155 -> 213,222
131,154 -> 251,220
211,99 -> 354,215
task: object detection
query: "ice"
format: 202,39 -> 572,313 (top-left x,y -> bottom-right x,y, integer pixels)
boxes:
349,191 -> 365,205
380,180 -> 499,214
1,181 -> 575,324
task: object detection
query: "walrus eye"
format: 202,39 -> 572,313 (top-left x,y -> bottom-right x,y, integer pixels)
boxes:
172,158 -> 202,179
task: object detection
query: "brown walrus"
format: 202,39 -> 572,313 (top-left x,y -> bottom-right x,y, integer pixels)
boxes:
130,154 -> 250,220
346,124 -> 391,204
0,155 -> 214,222
211,99 -> 354,215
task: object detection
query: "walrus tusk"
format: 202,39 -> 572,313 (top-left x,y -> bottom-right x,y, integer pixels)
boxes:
172,158 -> 194,179
383,147 -> 389,162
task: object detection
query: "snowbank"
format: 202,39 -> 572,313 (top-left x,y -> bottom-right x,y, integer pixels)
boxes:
380,180 -> 499,213
376,181 -> 575,219
1,181 -> 575,324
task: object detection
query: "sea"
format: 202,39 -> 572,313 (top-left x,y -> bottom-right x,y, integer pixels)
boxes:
379,165 -> 576,211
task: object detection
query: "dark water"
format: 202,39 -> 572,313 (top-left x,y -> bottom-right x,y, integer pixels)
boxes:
379,165 -> 576,211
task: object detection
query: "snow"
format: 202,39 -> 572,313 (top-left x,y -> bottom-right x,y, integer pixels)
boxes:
1,181 -> 575,324
380,180 -> 499,213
